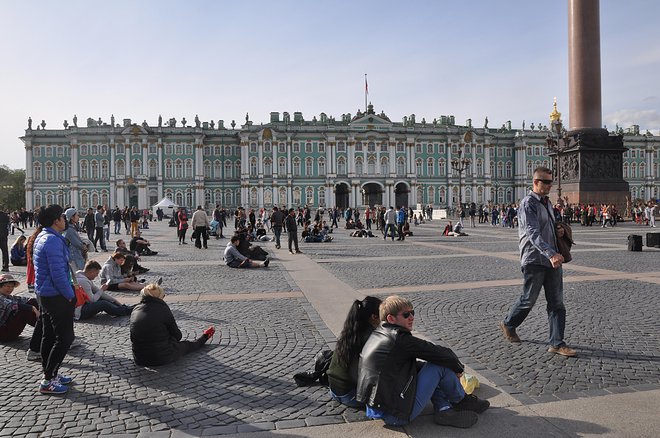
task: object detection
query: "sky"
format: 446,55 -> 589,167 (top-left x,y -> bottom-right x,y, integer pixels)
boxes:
1,0 -> 659,170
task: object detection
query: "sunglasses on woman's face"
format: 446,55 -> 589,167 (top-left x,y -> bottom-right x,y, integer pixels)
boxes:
399,310 -> 415,319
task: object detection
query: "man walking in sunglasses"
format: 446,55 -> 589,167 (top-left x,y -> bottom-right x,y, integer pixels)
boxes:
499,166 -> 576,357
357,295 -> 489,429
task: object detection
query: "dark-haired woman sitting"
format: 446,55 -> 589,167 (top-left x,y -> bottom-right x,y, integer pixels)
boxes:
327,296 -> 382,408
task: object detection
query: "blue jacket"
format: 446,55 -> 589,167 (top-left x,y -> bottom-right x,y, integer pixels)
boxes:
33,227 -> 74,300
518,191 -> 558,268
396,209 -> 406,225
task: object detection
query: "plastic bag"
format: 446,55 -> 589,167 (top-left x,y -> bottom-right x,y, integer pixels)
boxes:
460,373 -> 480,395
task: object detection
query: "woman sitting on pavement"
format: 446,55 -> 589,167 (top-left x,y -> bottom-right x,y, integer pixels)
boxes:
327,296 -> 382,408
100,252 -> 156,292
0,274 -> 39,342
10,235 -> 28,266
224,236 -> 269,268
75,260 -> 134,320
130,283 -> 215,367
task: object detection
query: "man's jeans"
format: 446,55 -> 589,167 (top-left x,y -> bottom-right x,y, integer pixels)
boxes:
80,299 -> 131,319
369,363 -> 465,426
383,224 -> 396,240
114,220 -> 121,234
504,264 -> 566,348
272,226 -> 282,246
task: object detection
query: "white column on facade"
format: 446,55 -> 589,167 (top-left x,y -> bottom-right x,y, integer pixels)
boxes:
258,141 -> 263,175
272,141 -> 277,178
287,185 -> 292,206
142,138 -> 148,175
286,139 -> 292,177
157,140 -> 163,200
383,184 -> 390,207
124,139 -> 131,178
348,140 -> 355,174
109,139 -> 116,207
258,185 -> 264,207
24,139 -> 34,210
348,185 -> 355,208
484,143 -> 492,179
389,185 -> 395,207
408,138 -> 416,175
389,139 -> 396,175
69,140 -> 79,208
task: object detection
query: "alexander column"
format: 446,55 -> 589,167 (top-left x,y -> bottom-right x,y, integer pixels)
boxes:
551,0 -> 628,209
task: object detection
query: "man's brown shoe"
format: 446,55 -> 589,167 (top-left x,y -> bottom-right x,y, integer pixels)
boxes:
548,345 -> 577,357
499,321 -> 521,343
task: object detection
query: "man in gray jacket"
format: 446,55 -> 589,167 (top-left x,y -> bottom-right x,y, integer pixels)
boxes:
499,167 -> 576,357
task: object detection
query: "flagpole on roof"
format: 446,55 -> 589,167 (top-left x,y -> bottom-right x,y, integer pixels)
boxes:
364,74 -> 368,113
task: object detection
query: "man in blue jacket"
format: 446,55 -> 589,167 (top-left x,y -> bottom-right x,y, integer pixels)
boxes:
396,206 -> 407,241
33,204 -> 76,394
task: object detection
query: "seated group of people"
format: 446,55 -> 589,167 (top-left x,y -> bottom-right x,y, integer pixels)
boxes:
301,221 -> 333,243
442,221 -> 468,237
327,295 -> 489,429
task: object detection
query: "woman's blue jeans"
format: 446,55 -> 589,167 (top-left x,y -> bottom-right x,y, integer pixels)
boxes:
329,388 -> 363,408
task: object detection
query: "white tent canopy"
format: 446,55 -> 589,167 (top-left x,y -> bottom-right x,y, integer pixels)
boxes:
152,197 -> 179,218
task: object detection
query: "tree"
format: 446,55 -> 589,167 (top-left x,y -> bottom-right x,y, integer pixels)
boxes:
0,166 -> 26,211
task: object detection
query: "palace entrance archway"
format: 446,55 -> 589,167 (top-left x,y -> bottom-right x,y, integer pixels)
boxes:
361,182 -> 383,207
395,182 -> 410,208
335,183 -> 350,209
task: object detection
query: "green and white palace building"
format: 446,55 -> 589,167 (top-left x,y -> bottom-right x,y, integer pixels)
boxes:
20,104 -> 659,211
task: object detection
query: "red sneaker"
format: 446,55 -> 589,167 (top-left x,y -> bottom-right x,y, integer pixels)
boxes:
203,326 -> 216,341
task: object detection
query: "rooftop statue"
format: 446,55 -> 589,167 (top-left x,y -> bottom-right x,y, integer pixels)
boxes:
484,116 -> 488,129
111,114 -> 115,126
27,117 -> 32,130
158,114 -> 162,127
142,120 -> 149,128
63,120 -> 68,129
195,115 -> 200,128
73,115 -> 78,127
40,120 -> 46,129
245,113 -> 249,123
210,120 -> 215,129
181,117 -> 187,127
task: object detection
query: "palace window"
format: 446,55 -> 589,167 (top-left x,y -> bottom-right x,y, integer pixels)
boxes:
250,188 -> 258,205
318,158 -> 326,176
318,187 -> 326,206
305,143 -> 312,153
293,143 -> 300,153
355,158 -> 363,175
33,163 -> 42,181
165,160 -> 173,178
367,157 -> 376,175
278,143 -> 286,153
91,160 -> 99,179
225,145 -> 233,156
185,144 -> 192,155
623,163 -> 629,179
80,160 -> 89,180
381,142 -> 388,152
264,142 -> 271,153
185,159 -> 193,178
165,144 -> 172,155
397,157 -> 405,176
250,157 -> 257,177
293,187 -> 301,205
415,159 -> 422,175
204,160 -> 211,178
214,160 -> 222,178
278,158 -> 287,176
132,159 -> 141,177
149,160 -> 157,178
175,160 -> 183,179
337,157 -> 346,175
368,142 -> 376,152
264,158 -> 272,176
250,142 -> 257,154
175,144 -> 183,155
305,158 -> 314,176
57,162 -> 65,180
116,159 -> 125,177
476,159 -> 483,177
225,160 -> 233,178
416,143 -> 422,154
506,162 -> 512,178
306,187 -> 314,205
149,144 -> 156,154
80,145 -> 88,156
264,189 -> 272,206
337,142 -> 346,152
427,143 -> 434,154
355,142 -> 363,152
318,142 -> 325,153
397,142 -> 404,152
380,157 -> 388,175
293,158 -> 301,177
427,158 -> 434,176
439,159 -> 446,176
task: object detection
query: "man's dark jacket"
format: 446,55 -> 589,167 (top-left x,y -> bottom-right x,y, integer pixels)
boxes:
356,323 -> 464,421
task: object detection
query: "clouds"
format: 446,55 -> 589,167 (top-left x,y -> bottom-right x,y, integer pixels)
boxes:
604,109 -> 660,134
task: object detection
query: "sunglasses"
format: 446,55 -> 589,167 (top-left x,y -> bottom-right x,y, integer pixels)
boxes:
534,179 -> 554,185
399,310 -> 415,318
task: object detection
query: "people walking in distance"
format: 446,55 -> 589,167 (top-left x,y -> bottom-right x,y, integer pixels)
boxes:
177,207 -> 188,245
499,167 -> 576,357
93,205 -> 107,252
270,206 -> 285,249
191,206 -> 209,249
383,206 -> 397,241
285,208 -> 301,254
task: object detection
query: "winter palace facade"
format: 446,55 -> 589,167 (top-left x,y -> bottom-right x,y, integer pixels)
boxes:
20,105 -> 659,211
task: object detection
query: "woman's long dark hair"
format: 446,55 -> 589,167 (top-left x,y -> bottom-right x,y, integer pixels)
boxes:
335,296 -> 382,367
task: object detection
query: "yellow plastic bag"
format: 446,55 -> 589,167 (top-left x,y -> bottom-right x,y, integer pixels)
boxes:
460,373 -> 480,395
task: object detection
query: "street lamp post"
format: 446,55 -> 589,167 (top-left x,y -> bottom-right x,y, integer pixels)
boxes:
547,99 -> 570,205
451,149 -> 471,211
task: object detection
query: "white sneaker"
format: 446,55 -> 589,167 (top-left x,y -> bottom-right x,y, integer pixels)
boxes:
69,338 -> 82,349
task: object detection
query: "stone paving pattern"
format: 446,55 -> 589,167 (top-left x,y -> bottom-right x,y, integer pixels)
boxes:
1,218 -> 659,436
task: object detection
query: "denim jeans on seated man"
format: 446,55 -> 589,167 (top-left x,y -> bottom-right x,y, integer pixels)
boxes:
504,264 -> 565,347
367,362 -> 465,426
329,388 -> 363,409
80,299 -> 131,320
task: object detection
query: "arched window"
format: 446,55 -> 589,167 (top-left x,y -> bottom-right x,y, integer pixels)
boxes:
623,163 -> 629,179
80,190 -> 89,209
306,186 -> 314,205
91,191 -> 99,208
337,157 -> 346,175
235,160 -> 241,178
45,162 -> 54,181
527,160 -> 533,177
91,144 -> 98,155
505,162 -> 512,178
305,158 -> 314,176
250,188 -> 258,206
439,186 -> 446,203
631,163 -> 637,178
250,157 -> 258,177
214,160 -> 222,178
204,160 -> 211,178
175,191 -> 183,206
133,143 -> 141,155
305,142 -> 313,153
415,159 -> 422,175
175,160 -> 183,179
34,191 -> 42,208
101,190 -> 109,207
264,158 -> 272,176
293,187 -> 301,205
318,187 -> 326,206
497,162 -> 504,179
278,157 -> 286,176
225,160 -> 232,178
250,142 -> 257,154
225,189 -> 233,206
165,189 -> 173,200
148,160 -> 157,178
490,160 -> 495,177
101,160 -> 109,179
225,145 -> 232,156
264,142 -> 271,153
397,157 -> 405,176
132,159 -> 141,177
355,158 -> 363,175
640,162 -> 646,178
185,159 -> 193,178
116,159 -> 125,177
293,158 -> 301,177
428,187 -> 435,204
185,190 -> 193,207
477,187 -> 483,203
91,160 -> 99,179
367,157 -> 376,175
465,187 -> 472,203
318,158 -> 326,176
380,157 -> 389,175
80,145 -> 88,156
427,158 -> 435,176
165,160 -> 173,179
80,160 -> 89,180
278,143 -> 286,153
33,163 -> 42,181
476,159 -> 483,177
57,162 -> 65,180
264,189 -> 272,206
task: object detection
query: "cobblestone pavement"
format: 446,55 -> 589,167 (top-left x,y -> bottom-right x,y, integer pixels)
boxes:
1,218 -> 658,436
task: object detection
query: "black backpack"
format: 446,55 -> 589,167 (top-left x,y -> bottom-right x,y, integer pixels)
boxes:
293,349 -> 333,387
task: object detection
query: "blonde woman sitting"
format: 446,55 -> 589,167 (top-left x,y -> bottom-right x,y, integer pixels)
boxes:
129,283 -> 215,367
